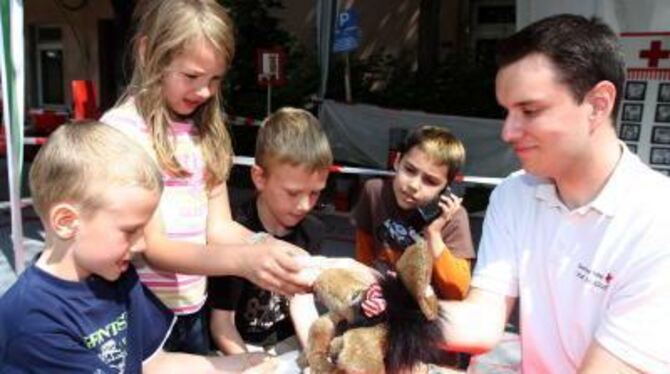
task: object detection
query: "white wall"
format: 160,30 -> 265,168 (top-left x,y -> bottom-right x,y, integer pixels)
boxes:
516,0 -> 670,32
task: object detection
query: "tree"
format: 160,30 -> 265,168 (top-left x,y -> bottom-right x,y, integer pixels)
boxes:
220,0 -> 319,117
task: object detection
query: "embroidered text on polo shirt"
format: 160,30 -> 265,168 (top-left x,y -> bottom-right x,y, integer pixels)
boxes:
576,262 -> 614,291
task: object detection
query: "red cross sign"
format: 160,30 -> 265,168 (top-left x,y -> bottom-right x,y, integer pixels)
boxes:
639,40 -> 670,68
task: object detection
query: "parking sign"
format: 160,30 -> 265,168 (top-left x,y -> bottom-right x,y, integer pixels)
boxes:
333,8 -> 360,53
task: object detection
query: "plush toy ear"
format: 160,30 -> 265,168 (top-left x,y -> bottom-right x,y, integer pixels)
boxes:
395,239 -> 439,320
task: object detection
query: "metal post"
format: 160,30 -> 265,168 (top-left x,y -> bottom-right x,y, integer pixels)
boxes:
344,52 -> 352,103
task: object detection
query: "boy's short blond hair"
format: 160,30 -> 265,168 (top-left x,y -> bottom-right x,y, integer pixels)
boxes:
401,125 -> 465,184
255,107 -> 333,173
29,122 -> 163,219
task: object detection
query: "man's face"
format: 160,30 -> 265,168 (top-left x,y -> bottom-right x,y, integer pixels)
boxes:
496,53 -> 593,180
72,186 -> 159,281
253,163 -> 329,232
392,147 -> 449,210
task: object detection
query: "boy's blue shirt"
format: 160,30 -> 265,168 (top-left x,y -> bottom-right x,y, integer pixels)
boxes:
0,263 -> 174,373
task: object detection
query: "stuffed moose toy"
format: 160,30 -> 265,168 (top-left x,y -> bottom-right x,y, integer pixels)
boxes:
300,239 -> 450,374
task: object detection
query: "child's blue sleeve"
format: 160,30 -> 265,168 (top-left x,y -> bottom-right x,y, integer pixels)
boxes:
125,266 -> 175,364
3,333 -> 112,373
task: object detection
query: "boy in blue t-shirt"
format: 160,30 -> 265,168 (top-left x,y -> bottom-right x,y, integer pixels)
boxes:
0,122 -> 272,373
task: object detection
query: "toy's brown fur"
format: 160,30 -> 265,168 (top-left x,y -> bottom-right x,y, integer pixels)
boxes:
305,239 -> 438,374
395,239 -> 438,321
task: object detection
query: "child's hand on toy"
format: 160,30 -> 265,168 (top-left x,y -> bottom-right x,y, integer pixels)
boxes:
242,234 -> 311,296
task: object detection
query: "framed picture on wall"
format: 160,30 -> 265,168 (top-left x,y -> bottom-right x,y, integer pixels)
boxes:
658,83 -> 670,103
619,123 -> 641,141
656,104 -> 670,123
650,147 -> 670,165
652,126 -> 670,144
626,143 -> 638,154
624,81 -> 647,101
622,103 -> 643,122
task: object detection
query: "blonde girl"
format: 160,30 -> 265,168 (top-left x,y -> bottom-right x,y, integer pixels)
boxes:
101,0 -> 308,354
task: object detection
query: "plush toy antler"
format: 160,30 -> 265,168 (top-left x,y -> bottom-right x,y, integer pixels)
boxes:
304,239 -> 445,374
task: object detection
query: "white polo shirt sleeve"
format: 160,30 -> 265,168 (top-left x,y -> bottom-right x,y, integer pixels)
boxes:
595,219 -> 670,372
471,176 -> 522,298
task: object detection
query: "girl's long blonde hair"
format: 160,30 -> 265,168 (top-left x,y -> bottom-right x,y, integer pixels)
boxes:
121,0 -> 235,190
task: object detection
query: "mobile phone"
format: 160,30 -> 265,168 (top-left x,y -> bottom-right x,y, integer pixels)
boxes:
407,186 -> 454,231
376,186 -> 457,251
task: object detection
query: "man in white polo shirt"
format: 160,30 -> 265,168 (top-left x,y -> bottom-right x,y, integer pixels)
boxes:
438,14 -> 670,373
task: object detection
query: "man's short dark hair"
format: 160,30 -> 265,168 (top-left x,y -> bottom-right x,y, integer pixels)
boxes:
496,14 -> 625,120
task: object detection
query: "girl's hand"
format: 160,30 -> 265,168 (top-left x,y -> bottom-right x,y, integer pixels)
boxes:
424,193 -> 462,239
242,236 -> 311,296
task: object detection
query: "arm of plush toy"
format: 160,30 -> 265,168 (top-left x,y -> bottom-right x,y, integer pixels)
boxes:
210,309 -> 248,355
289,293 -> 319,349
437,288 -> 515,354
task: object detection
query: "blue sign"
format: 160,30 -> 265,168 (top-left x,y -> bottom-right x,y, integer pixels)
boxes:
333,8 -> 360,53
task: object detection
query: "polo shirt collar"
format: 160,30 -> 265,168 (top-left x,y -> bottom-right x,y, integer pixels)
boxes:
534,143 -> 634,217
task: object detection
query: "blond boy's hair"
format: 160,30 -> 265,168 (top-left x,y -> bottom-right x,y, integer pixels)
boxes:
401,125 -> 465,184
29,122 -> 163,219
255,107 -> 333,173
123,0 -> 235,190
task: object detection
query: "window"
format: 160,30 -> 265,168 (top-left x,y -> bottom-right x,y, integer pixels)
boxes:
35,26 -> 65,108
477,6 -> 515,24
470,0 -> 515,65
475,39 -> 499,65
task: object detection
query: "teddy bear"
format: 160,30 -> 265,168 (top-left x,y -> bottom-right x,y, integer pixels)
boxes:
302,239 -> 449,374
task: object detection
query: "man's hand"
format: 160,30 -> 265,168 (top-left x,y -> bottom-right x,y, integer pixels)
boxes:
240,236 -> 310,296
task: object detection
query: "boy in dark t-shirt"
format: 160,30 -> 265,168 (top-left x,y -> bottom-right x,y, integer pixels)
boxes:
208,108 -> 332,354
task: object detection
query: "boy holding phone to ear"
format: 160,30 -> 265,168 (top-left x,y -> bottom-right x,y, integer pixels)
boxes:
351,125 -> 475,301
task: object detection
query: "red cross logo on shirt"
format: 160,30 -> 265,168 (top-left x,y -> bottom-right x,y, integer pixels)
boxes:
639,40 -> 670,68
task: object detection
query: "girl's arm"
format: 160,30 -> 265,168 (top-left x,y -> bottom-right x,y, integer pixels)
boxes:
141,206 -> 309,295
206,182 -> 254,245
209,309 -> 248,355
289,293 -> 320,349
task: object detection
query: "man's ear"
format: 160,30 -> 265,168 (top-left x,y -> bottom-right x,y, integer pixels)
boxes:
250,165 -> 267,191
49,203 -> 80,240
586,80 -> 616,130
